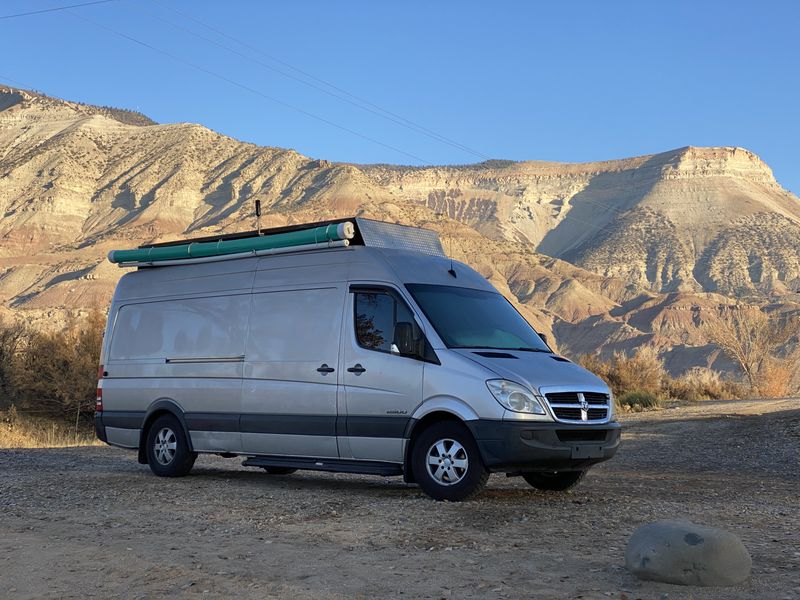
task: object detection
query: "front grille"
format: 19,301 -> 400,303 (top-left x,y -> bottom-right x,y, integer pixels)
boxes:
553,407 -> 582,420
546,392 -> 579,404
544,391 -> 611,423
583,392 -> 609,405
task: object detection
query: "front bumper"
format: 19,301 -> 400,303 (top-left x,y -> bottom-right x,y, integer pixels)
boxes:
467,419 -> 621,472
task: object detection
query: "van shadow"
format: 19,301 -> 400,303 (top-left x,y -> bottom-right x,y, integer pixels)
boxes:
188,462 -> 420,497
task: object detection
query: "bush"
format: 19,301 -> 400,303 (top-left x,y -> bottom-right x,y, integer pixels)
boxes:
578,347 -> 665,400
608,347 -> 665,398
0,311 -> 104,421
578,349 -> 743,407
757,359 -> 792,398
1,405 -> 99,448
663,368 -> 742,401
616,391 -> 661,411
0,322 -> 26,408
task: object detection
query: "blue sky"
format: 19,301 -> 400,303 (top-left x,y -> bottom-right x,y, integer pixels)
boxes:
1,0 -> 798,192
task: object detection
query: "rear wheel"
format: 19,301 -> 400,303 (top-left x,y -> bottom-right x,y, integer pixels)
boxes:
412,421 -> 488,501
145,414 -> 196,477
261,467 -> 298,475
522,470 -> 586,491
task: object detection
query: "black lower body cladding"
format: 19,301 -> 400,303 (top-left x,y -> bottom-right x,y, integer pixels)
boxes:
94,412 -> 107,443
467,420 -> 621,472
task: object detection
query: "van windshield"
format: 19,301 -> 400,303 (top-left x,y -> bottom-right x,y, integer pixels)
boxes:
405,284 -> 551,352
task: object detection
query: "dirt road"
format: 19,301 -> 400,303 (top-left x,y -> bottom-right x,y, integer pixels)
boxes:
1,400 -> 798,599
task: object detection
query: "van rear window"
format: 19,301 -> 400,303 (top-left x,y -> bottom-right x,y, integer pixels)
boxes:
109,295 -> 249,360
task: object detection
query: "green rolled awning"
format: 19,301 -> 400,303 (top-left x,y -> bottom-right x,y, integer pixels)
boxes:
109,222 -> 354,265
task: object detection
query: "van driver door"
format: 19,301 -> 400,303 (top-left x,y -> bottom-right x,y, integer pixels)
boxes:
340,285 -> 429,463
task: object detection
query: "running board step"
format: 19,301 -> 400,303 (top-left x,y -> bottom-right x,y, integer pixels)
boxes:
242,455 -> 403,477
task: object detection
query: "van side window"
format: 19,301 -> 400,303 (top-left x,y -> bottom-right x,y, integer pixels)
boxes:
354,291 -> 418,356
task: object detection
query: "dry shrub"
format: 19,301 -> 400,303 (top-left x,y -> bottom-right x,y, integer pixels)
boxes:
757,359 -> 792,398
0,405 -> 100,448
579,347 -> 665,400
579,350 -> 742,407
663,368 -> 742,401
609,347 -> 665,398
616,391 -> 661,411
703,306 -> 800,397
0,322 -> 26,407
2,310 -> 104,421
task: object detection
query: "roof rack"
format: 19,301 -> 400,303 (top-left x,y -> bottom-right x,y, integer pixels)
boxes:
108,217 -> 445,268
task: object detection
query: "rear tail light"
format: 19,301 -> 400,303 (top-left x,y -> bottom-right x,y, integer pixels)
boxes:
96,364 -> 104,412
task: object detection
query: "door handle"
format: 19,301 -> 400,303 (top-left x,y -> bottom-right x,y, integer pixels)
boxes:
347,363 -> 366,374
317,363 -> 335,373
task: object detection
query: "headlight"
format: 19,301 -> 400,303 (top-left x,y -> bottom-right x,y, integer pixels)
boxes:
486,379 -> 547,415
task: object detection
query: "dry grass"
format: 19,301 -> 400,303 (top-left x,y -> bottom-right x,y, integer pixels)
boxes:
0,407 -> 100,448
578,348 -> 743,410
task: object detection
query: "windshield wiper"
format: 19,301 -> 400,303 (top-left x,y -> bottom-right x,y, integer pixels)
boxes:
509,347 -> 551,353
454,346 -> 552,353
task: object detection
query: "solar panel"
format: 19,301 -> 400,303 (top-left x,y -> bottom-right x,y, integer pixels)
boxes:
356,218 -> 445,257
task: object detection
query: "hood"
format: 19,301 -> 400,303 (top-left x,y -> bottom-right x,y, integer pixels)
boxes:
451,349 -> 609,395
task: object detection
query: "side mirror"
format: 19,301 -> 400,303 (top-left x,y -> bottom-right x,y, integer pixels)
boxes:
393,321 -> 416,355
538,332 -> 548,346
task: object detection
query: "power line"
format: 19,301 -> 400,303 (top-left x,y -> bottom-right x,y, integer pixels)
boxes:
0,74 -> 33,89
147,0 -> 491,162
65,9 -> 433,165
0,0 -> 117,20
135,8 -> 694,223
6,7 -> 634,233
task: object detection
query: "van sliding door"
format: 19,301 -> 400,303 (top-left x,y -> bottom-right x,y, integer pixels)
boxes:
241,285 -> 346,457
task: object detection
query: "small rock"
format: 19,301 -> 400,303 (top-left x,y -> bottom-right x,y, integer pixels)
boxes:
625,520 -> 751,586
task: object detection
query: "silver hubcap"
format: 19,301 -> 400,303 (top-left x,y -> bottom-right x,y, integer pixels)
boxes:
426,438 -> 468,486
154,427 -> 177,465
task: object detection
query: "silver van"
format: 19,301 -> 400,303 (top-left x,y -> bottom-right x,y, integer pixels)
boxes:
96,218 -> 620,500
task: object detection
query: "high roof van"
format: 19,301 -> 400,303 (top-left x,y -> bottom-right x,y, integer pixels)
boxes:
95,218 -> 620,500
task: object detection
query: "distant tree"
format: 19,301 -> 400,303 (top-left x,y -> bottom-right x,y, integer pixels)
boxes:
0,322 -> 26,407
703,307 -> 800,396
355,313 -> 386,350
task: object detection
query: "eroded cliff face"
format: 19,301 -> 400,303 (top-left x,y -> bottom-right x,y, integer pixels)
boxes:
363,146 -> 800,295
1,86 -> 799,374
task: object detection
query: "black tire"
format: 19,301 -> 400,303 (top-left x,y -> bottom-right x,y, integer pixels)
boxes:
412,421 -> 489,501
145,414 -> 197,477
522,470 -> 586,491
261,467 -> 298,475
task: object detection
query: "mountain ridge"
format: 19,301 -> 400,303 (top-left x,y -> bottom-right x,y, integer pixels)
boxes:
1,85 -> 798,377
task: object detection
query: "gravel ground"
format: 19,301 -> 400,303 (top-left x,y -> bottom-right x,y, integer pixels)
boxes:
1,399 -> 798,600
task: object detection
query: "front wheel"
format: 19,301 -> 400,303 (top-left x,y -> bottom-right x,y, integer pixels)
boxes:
522,470 -> 586,491
412,421 -> 488,501
145,414 -> 197,477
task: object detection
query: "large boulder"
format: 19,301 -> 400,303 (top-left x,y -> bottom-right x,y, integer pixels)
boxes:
625,520 -> 752,586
